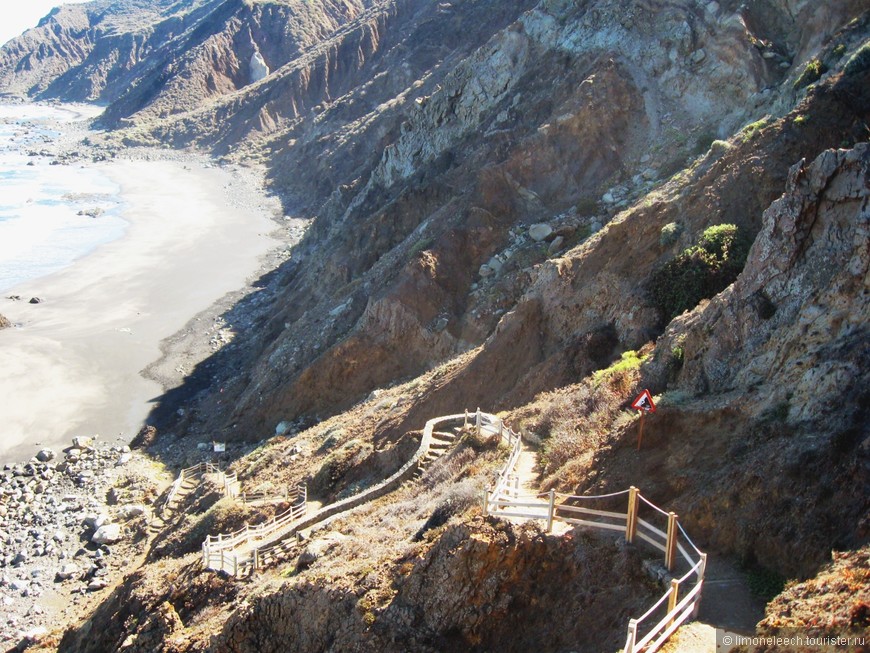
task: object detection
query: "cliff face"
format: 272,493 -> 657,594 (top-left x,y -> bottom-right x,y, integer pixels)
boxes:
0,0 -> 373,120
2,0 -> 869,648
149,0 -> 869,444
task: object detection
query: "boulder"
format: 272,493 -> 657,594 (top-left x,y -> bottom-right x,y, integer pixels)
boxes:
0,313 -> 10,329
72,436 -> 93,449
28,297 -> 43,304
528,223 -> 553,242
83,514 -> 109,531
250,51 -> 269,83
547,236 -> 565,255
55,563 -> 79,581
91,523 -> 122,545
486,256 -> 503,274
119,505 -> 145,520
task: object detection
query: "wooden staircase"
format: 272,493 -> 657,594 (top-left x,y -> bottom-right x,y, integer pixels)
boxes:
412,429 -> 459,482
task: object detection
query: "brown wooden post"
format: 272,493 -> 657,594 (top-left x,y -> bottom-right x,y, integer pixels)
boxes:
626,486 -> 639,543
482,487 -> 490,516
475,408 -> 481,436
546,489 -> 556,532
464,409 -> 469,429
636,412 -> 646,450
667,578 -> 679,626
665,511 -> 678,571
625,618 -> 638,653
692,552 -> 708,618
253,549 -> 259,572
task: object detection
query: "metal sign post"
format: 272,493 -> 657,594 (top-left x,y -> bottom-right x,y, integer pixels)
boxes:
631,389 -> 656,450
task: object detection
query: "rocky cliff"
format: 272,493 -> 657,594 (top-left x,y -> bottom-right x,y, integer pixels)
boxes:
2,0 -> 869,649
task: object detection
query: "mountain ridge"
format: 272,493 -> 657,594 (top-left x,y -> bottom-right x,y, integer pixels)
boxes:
1,0 -> 868,650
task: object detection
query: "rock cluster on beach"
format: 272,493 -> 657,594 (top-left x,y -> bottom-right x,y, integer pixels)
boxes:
0,438 -> 158,647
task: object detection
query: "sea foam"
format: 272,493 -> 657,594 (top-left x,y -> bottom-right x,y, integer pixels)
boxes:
0,104 -> 126,293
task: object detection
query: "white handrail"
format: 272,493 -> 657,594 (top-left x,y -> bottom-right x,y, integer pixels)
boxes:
479,411 -> 706,653
195,408 -> 705,653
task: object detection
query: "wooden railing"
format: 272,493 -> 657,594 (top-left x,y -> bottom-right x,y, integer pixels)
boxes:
202,484 -> 308,575
193,408 -> 705,652
482,422 -> 707,653
202,412 -> 470,576
161,461 -> 225,514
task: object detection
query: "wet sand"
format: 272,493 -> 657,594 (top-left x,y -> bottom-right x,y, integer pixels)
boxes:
0,157 -> 280,461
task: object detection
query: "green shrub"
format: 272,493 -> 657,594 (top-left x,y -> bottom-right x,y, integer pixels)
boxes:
409,237 -> 433,256
592,349 -> 647,386
746,565 -> 786,601
648,224 -> 750,321
740,117 -> 770,142
793,58 -> 827,89
844,40 -> 870,78
659,222 -> 683,247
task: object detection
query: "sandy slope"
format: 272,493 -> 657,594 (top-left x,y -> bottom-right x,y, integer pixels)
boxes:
0,157 -> 280,461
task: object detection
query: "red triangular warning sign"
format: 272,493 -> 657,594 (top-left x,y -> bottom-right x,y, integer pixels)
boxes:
631,389 -> 656,413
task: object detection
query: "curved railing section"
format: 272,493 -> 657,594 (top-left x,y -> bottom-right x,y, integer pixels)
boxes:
482,423 -> 707,653
202,484 -> 308,576
161,462 -> 228,515
193,408 -> 706,652
201,412 -> 471,577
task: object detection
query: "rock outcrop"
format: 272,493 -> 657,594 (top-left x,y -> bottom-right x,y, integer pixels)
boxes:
210,521 -> 656,653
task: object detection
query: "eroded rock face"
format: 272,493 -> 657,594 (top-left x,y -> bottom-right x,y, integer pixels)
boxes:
627,143 -> 870,575
213,520 -> 657,653
675,144 -> 869,426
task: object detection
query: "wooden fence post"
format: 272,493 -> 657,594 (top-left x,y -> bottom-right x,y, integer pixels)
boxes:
253,549 -> 259,572
625,618 -> 638,653
482,487 -> 490,516
464,409 -> 468,429
498,419 -> 504,439
667,578 -> 679,626
692,552 -> 708,618
665,512 -> 678,571
475,408 -> 481,436
626,486 -> 639,543
546,489 -> 556,532
233,553 -> 238,577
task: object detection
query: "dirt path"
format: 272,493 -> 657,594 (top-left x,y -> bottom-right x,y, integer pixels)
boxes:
500,441 -> 766,650
513,447 -> 540,496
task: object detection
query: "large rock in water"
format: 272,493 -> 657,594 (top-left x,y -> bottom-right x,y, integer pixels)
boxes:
250,51 -> 269,83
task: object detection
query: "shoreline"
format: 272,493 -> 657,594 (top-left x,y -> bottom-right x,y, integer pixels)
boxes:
0,127 -> 294,463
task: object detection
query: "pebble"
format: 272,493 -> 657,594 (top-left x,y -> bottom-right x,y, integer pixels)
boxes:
0,437 -> 145,647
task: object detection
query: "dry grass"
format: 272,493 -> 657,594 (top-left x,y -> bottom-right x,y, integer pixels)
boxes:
509,345 -> 652,490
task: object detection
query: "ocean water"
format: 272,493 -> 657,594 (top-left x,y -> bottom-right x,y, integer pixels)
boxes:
0,104 -> 126,293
